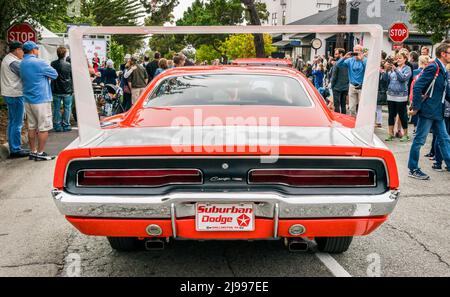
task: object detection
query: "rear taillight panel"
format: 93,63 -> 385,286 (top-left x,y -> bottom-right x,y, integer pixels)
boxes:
77,169 -> 202,187
248,169 -> 376,187
64,157 -> 388,196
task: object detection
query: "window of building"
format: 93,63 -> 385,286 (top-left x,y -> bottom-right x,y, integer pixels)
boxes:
317,0 -> 332,11
272,12 -> 278,25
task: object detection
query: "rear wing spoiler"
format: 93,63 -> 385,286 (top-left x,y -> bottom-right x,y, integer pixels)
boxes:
69,25 -> 382,147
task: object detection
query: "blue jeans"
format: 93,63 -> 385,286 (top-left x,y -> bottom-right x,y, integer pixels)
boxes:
408,116 -> 450,170
5,96 -> 25,153
434,118 -> 450,166
53,94 -> 73,129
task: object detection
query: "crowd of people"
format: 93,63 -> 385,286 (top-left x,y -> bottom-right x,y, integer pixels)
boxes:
294,42 -> 450,179
1,39 -> 449,178
0,42 -> 201,160
1,41 -> 58,160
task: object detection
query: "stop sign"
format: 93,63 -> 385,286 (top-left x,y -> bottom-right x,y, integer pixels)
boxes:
7,23 -> 37,44
389,22 -> 409,43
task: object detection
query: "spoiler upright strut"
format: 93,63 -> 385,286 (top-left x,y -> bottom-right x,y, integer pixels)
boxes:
69,25 -> 382,147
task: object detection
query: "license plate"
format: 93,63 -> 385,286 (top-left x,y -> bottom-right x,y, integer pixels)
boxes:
196,203 -> 255,231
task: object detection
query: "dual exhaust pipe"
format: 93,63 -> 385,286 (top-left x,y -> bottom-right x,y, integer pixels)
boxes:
143,237 -> 311,252
285,237 -> 311,252
144,238 -> 166,251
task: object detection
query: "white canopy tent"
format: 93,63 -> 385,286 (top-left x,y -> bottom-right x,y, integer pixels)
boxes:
37,25 -> 67,64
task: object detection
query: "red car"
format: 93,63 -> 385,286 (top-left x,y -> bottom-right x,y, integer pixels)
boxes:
52,65 -> 399,253
232,58 -> 293,68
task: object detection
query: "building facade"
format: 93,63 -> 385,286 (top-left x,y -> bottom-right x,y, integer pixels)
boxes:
257,0 -> 339,26
273,0 -> 434,64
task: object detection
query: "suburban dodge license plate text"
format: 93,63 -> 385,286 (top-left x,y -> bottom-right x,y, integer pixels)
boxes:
196,203 -> 255,231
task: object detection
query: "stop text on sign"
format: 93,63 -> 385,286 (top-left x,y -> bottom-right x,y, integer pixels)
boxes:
390,28 -> 408,37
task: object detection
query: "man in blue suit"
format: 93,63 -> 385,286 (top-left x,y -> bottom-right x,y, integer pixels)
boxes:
408,43 -> 450,180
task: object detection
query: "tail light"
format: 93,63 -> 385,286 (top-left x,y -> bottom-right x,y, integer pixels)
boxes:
77,169 -> 202,187
248,169 -> 375,187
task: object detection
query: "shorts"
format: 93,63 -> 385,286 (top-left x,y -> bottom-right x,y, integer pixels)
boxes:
25,102 -> 53,132
131,87 -> 145,104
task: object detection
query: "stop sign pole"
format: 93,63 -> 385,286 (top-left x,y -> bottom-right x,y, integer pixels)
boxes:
6,22 -> 37,44
389,22 -> 409,46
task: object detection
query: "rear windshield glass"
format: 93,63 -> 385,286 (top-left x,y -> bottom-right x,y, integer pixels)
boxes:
144,74 -> 312,107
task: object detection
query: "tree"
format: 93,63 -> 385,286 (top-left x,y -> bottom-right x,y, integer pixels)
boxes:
109,40 -> 125,69
404,0 -> 450,43
0,0 -> 68,41
220,33 -> 275,59
83,0 -> 146,52
176,0 -> 245,55
196,44 -> 222,63
336,0 -> 347,48
141,0 -> 179,25
143,0 -> 181,56
241,0 -> 265,58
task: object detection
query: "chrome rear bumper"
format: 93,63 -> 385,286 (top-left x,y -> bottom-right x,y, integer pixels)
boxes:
52,189 -> 400,219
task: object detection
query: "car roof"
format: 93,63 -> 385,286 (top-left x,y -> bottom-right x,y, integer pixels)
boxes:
155,65 -> 299,77
114,65 -> 338,129
232,58 -> 293,67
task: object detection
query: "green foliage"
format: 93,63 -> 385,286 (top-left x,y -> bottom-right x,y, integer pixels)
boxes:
109,40 -> 125,69
144,1 -> 184,57
83,0 -> 146,52
404,0 -> 450,43
142,0 -> 179,25
0,0 -> 68,39
163,50 -> 177,60
220,34 -> 275,59
196,44 -> 222,63
149,35 -> 185,56
148,0 -> 269,58
176,0 -> 244,53
247,1 -> 269,22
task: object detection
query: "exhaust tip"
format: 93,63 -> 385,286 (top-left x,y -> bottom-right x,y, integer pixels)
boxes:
144,239 -> 165,251
287,238 -> 310,252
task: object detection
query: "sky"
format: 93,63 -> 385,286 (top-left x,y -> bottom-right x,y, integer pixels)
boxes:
173,0 -> 195,21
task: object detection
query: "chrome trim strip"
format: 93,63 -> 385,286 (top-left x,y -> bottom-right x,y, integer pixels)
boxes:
273,203 -> 279,239
171,203 -> 177,238
52,189 -> 400,219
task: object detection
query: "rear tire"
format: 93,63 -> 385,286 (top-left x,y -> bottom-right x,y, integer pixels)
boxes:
107,237 -> 139,251
315,236 -> 353,254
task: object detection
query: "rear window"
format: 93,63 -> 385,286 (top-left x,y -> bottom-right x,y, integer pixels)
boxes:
144,74 -> 312,107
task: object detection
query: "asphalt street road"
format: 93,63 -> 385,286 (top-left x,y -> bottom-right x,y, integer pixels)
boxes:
0,118 -> 449,277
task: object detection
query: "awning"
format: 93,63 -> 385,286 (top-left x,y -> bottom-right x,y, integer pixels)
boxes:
288,33 -> 312,39
272,40 -> 292,47
404,35 -> 433,45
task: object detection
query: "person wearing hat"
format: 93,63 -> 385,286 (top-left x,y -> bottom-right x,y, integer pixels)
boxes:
0,41 -> 29,158
20,41 -> 58,161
